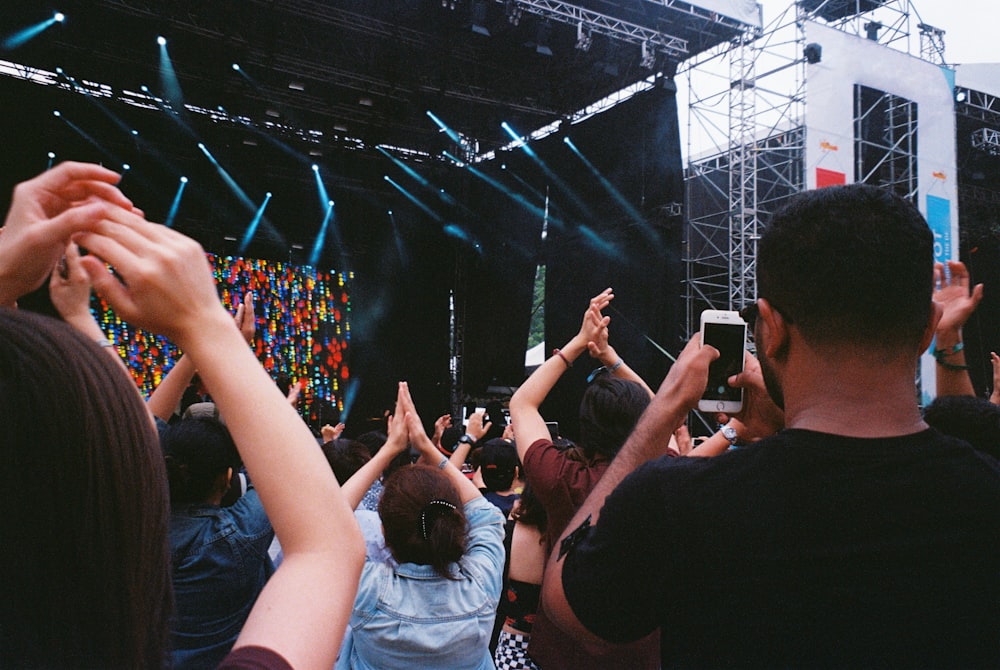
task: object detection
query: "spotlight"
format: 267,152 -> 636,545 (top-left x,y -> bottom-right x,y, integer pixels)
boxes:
122,163 -> 131,171
328,200 -> 334,207
501,164 -> 506,170
157,35 -> 167,46
804,43 -> 822,64
640,41 -> 657,69
955,89 -> 968,103
55,66 -> 63,74
197,142 -> 205,149
131,129 -> 139,135
180,176 -> 188,183
575,22 -> 592,52
140,84 -> 149,92
53,110 -> 61,117
265,192 -> 272,198
54,12 -> 65,23
312,164 -> 319,171
232,63 -> 240,71
388,210 -> 393,215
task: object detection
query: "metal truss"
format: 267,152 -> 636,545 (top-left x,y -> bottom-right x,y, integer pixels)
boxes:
971,127 -> 1000,157
854,84 -> 918,200
955,88 -> 1000,126
512,0 -> 689,58
682,0 -> 934,336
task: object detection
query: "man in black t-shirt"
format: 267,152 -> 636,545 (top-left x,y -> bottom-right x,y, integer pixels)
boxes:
542,183 -> 1000,668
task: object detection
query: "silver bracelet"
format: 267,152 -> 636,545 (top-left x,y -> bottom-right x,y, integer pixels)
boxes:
608,358 -> 624,373
438,456 -> 450,470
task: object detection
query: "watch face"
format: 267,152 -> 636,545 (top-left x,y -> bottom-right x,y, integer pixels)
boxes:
722,426 -> 738,443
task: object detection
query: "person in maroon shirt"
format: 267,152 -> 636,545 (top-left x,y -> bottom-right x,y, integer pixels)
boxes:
509,288 -> 660,670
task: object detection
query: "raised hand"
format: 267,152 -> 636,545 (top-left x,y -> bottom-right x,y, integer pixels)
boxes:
49,242 -> 96,327
74,206 -> 231,348
577,288 -> 613,347
0,162 -> 133,306
722,352 -> 784,442
464,410 -> 492,441
234,292 -> 256,344
933,260 -> 983,334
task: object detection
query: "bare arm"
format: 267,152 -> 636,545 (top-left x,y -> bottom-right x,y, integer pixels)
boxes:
932,261 -> 982,398
399,385 -> 484,504
342,396 -> 409,509
510,289 -> 613,463
77,208 -> 363,670
586,312 -> 653,398
540,336 -> 717,643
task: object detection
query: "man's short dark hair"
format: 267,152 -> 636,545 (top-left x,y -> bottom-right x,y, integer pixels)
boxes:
757,184 -> 933,350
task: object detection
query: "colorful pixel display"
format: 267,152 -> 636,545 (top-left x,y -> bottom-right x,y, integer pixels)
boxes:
95,254 -> 352,429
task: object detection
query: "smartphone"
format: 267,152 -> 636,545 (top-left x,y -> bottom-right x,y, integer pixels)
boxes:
698,309 -> 747,414
462,406 -> 486,428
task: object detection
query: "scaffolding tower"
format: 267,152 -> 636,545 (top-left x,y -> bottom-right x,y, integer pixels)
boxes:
681,0 -> 943,335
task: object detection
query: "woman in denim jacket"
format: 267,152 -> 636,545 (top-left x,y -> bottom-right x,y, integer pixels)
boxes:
338,382 -> 506,670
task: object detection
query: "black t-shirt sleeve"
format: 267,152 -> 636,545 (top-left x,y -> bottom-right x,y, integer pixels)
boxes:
561,457 -> 686,644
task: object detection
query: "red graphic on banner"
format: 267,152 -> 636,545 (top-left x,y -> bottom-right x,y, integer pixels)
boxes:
816,168 -> 846,189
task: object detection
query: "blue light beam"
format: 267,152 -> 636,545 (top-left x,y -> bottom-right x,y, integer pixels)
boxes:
383,176 -> 443,222
2,14 -> 62,50
158,38 -> 185,107
240,192 -> 273,254
164,176 -> 188,227
563,137 -> 651,234
309,200 -> 335,267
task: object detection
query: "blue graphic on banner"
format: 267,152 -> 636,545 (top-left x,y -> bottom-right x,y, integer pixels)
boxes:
926,195 -> 951,264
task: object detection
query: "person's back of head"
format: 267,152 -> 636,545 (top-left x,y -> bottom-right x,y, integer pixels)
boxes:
379,464 -> 467,576
757,183 -> 934,353
321,438 -> 371,484
578,376 -> 651,460
0,309 -> 171,669
479,438 -> 518,492
355,430 -> 388,458
161,417 -> 240,506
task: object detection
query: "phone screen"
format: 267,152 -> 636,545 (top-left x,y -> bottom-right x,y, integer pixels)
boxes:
702,322 -> 746,402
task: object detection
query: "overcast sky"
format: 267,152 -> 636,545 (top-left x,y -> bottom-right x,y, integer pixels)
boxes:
759,0 -> 996,65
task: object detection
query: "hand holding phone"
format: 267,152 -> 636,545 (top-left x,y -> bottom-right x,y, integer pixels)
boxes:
698,310 -> 747,414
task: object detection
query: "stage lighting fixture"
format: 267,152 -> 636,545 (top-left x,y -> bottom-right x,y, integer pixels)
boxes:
141,84 -> 149,92
157,35 -> 167,46
575,22 -> 592,52
232,63 -> 240,71
198,142 -> 205,149
640,41 -> 656,70
54,12 -> 65,23
329,201 -> 334,207
53,110 -> 60,117
48,152 -> 55,159
266,192 -> 272,198
180,176 -> 188,183
122,163 -> 131,171
955,89 -> 968,103
131,129 -> 139,135
804,43 -> 822,64
312,164 -> 319,171
864,21 -> 881,41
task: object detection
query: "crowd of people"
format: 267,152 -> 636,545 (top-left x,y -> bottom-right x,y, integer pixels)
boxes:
3,162 -> 1000,669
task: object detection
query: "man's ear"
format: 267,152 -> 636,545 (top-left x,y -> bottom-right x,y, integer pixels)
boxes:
757,298 -> 789,359
918,302 -> 943,355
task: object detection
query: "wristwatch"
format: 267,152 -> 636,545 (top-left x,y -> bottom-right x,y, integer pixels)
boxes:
721,423 -> 741,446
458,434 -> 477,446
